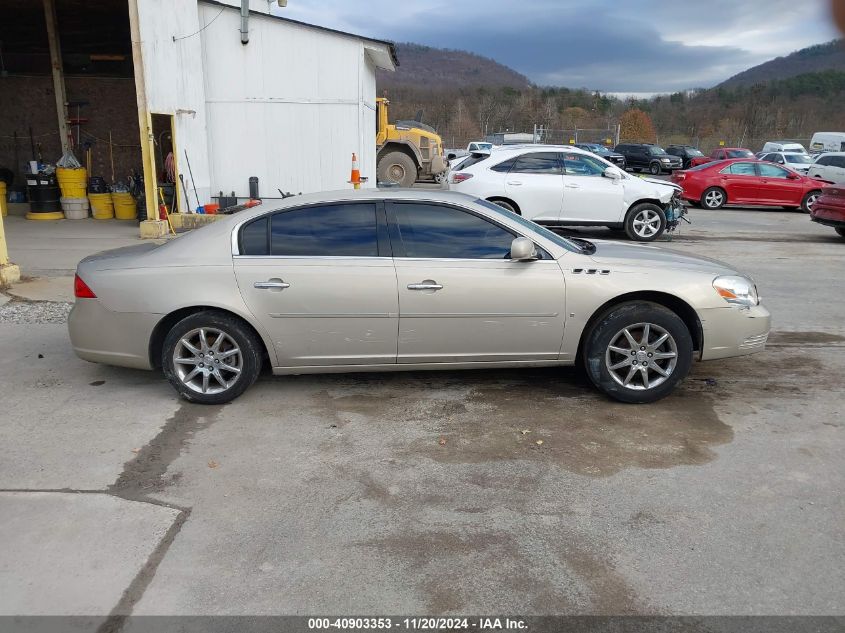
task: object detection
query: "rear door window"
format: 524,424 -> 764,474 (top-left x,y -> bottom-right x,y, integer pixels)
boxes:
511,153 -> 562,175
269,203 -> 379,257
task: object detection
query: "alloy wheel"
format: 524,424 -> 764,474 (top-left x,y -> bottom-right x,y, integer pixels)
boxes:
172,327 -> 243,395
804,192 -> 820,211
704,190 -> 724,208
604,322 -> 678,390
632,208 -> 662,238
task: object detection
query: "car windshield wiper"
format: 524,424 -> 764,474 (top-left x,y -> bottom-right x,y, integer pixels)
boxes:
569,237 -> 596,254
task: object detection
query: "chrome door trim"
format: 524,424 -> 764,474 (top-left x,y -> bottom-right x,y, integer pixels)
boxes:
269,312 -> 396,318
401,312 -> 560,318
254,281 -> 290,289
407,283 -> 444,291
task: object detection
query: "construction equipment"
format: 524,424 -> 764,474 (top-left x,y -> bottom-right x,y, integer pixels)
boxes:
376,97 -> 446,188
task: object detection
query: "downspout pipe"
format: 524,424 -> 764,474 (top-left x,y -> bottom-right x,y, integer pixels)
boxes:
240,0 -> 249,44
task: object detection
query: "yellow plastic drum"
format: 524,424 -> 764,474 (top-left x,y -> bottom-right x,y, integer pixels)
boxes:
88,193 -> 114,220
111,192 -> 136,220
56,167 -> 88,198
0,181 -> 7,216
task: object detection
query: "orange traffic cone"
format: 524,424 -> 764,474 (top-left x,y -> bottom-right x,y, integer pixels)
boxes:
349,152 -> 362,189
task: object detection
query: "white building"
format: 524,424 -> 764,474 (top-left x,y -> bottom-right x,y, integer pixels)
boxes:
0,0 -> 396,236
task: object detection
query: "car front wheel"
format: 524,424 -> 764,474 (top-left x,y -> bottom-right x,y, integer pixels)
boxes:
649,162 -> 662,175
163,311 -> 263,404
624,203 -> 666,241
583,302 -> 693,404
801,190 -> 822,213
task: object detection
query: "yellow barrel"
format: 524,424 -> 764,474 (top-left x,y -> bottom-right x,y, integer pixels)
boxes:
0,181 -> 7,217
89,192 -> 114,220
56,167 -> 88,198
111,192 -> 136,220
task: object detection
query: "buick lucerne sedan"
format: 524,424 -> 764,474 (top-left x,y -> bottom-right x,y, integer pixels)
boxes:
69,190 -> 771,405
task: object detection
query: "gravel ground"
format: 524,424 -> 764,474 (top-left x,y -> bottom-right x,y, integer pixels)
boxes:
0,299 -> 72,324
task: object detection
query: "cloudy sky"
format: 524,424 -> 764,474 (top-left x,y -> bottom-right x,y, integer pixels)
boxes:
278,0 -> 840,94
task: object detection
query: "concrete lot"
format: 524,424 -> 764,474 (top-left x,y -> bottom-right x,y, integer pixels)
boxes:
0,204 -> 843,619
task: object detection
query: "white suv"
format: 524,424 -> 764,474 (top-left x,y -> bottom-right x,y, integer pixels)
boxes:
807,152 -> 845,184
449,145 -> 684,241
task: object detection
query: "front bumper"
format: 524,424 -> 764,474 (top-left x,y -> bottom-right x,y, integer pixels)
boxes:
68,299 -> 160,370
698,304 -> 772,361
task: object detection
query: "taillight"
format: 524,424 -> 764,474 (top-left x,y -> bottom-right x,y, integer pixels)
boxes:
74,274 -> 97,299
450,172 -> 473,184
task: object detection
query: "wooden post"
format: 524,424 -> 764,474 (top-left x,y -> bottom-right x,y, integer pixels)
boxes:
42,0 -> 70,154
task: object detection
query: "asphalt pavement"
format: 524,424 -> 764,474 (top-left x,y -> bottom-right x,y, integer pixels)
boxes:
0,204 -> 843,621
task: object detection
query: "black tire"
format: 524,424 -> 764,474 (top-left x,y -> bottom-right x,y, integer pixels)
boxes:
582,302 -> 693,404
836,227 -> 845,239
624,203 -> 666,242
488,198 -> 520,215
162,311 -> 263,404
649,162 -> 662,175
377,151 -> 417,188
801,190 -> 822,214
701,186 -> 726,209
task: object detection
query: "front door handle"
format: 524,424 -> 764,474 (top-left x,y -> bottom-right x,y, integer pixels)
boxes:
506,181 -> 523,186
254,280 -> 290,290
407,281 -> 443,291
565,183 -> 581,189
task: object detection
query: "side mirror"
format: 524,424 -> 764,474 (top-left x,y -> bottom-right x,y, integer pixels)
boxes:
603,167 -> 622,180
510,237 -> 538,261
787,172 -> 800,180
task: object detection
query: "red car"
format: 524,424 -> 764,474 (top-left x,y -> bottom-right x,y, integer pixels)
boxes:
672,158 -> 828,212
689,147 -> 756,168
810,185 -> 845,239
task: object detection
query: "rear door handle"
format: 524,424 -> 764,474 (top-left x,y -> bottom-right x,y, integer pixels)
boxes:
254,280 -> 290,289
565,183 -> 581,189
506,181 -> 523,186
408,282 -> 443,291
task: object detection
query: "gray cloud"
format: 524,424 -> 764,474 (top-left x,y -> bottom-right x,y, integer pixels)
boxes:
280,0 -> 839,92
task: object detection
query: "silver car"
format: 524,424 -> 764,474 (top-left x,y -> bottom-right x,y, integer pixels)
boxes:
68,190 -> 770,405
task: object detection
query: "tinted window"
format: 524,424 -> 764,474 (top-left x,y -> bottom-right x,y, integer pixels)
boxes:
758,164 -> 791,179
240,217 -> 269,255
392,203 -> 515,259
562,153 -> 606,176
490,157 -> 517,173
270,204 -> 378,257
721,162 -> 757,176
833,157 -> 845,168
666,147 -> 681,156
815,156 -> 832,166
726,149 -> 754,158
511,153 -> 561,175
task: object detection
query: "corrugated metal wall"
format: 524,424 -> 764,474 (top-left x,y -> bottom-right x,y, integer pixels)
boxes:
198,3 -> 379,200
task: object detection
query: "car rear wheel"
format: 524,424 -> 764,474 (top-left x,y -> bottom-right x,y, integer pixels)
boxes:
649,162 -> 662,175
583,302 -> 693,404
163,311 -> 263,404
488,198 -> 520,215
624,203 -> 666,241
701,187 -> 726,209
801,190 -> 822,213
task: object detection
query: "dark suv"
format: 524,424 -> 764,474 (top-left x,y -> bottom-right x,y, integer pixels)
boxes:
574,143 -> 626,168
666,145 -> 705,169
614,143 -> 683,174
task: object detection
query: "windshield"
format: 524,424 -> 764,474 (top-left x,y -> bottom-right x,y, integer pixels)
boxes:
688,148 -> 704,156
785,154 -> 812,164
727,149 -> 754,158
474,199 -> 579,252
592,146 -> 611,154
648,146 -> 667,155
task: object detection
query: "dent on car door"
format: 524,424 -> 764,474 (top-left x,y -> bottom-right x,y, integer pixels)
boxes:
503,152 -> 564,221
387,201 -> 566,364
233,203 -> 398,367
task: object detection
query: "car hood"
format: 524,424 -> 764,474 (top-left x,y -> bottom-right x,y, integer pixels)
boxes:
587,240 -> 742,276
637,176 -> 682,191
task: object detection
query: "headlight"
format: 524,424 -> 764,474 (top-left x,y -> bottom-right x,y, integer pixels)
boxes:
661,158 -> 671,162
713,275 -> 759,307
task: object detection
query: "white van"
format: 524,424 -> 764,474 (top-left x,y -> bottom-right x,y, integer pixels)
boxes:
809,132 -> 845,155
761,141 -> 808,154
